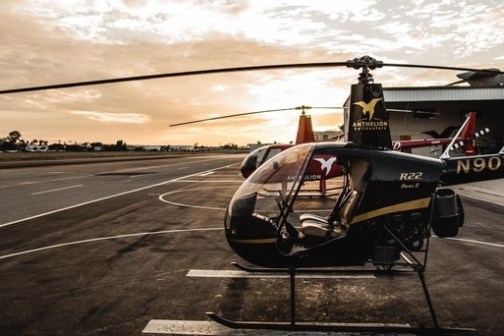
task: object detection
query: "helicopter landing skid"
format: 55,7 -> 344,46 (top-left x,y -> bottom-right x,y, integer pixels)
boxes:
209,253 -> 475,334
206,312 -> 474,334
207,263 -> 475,334
231,261 -> 411,275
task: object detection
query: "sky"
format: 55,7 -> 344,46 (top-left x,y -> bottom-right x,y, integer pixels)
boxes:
0,0 -> 503,146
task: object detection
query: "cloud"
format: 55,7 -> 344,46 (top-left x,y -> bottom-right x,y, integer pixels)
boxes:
1,0 -> 503,146
70,111 -> 150,123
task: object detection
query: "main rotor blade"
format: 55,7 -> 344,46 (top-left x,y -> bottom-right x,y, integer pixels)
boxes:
0,62 -> 348,95
387,108 -> 441,115
446,80 -> 466,86
169,106 -> 344,127
1,58 -> 502,95
170,107 -> 299,127
170,105 -> 443,127
382,62 -> 504,75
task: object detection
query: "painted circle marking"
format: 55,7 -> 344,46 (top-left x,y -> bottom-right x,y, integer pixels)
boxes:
159,187 -> 232,211
0,228 -> 224,261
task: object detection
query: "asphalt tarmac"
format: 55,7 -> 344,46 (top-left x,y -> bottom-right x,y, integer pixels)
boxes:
0,154 -> 503,336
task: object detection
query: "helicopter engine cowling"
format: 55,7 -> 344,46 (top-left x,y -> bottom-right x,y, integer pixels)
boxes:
431,189 -> 464,238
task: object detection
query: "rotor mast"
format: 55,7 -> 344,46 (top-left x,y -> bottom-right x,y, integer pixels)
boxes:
344,56 -> 392,149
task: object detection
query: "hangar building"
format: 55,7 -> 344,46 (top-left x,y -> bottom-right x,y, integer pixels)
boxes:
385,85 -> 503,157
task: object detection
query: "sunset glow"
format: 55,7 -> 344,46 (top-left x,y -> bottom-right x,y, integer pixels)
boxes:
0,0 -> 503,146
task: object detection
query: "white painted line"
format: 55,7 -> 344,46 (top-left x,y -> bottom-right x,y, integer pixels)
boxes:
129,174 -> 150,180
31,184 -> 83,195
142,319 -> 410,335
177,166 -> 189,170
172,180 -> 242,183
107,158 -> 228,173
160,200 -> 225,211
198,171 -> 214,176
399,252 -> 414,265
0,163 -> 233,229
158,187 -> 232,211
142,319 -> 235,335
443,237 -> 504,249
158,188 -> 332,213
0,175 -> 93,190
0,228 -> 223,261
187,269 -> 375,279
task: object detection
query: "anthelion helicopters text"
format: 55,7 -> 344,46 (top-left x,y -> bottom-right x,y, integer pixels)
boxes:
352,120 -> 389,131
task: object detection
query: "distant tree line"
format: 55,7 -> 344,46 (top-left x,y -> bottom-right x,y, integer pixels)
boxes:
1,130 -> 246,153
0,130 -> 131,152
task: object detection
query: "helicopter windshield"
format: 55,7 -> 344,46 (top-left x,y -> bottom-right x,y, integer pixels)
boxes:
240,145 -> 291,175
254,146 -> 268,164
244,146 -> 267,169
225,142 -> 349,259
228,144 -> 314,223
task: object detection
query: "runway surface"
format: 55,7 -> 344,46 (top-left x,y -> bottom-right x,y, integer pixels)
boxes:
0,153 -> 503,335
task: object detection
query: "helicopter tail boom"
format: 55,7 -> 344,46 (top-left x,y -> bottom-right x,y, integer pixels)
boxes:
441,150 -> 504,186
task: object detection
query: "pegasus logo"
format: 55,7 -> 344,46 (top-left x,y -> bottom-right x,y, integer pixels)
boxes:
315,157 -> 337,176
353,98 -> 382,121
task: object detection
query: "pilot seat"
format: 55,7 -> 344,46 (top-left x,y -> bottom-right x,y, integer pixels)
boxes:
299,157 -> 369,240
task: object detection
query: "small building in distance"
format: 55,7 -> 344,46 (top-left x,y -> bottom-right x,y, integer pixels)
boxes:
314,130 -> 344,142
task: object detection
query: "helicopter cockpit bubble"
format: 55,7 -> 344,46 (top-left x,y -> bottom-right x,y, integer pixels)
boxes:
240,144 -> 293,179
239,146 -> 265,178
225,143 -> 362,263
240,153 -> 258,174
225,144 -> 314,241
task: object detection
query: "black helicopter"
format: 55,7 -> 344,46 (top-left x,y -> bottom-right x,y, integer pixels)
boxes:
214,57 -> 503,333
216,57 -> 501,268
2,55 -> 503,333
170,56 -> 503,333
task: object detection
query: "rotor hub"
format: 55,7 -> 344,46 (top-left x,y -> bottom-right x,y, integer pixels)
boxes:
347,56 -> 384,84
